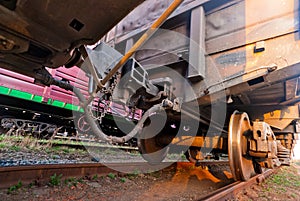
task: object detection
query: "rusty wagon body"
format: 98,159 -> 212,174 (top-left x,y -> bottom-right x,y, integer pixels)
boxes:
0,0 -> 299,180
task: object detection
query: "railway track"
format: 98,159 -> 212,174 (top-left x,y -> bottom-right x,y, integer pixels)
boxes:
199,168 -> 278,201
0,160 -> 282,201
0,162 -> 175,189
0,161 -> 231,189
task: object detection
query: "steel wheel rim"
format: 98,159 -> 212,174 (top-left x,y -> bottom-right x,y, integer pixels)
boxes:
228,111 -> 255,181
138,137 -> 169,165
138,115 -> 169,164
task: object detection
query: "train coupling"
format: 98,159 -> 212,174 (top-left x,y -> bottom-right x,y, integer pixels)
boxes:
83,42 -> 174,110
162,98 -> 183,112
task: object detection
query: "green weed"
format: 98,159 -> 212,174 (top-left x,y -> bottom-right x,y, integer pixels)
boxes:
7,181 -> 22,194
64,177 -> 83,187
126,169 -> 140,179
107,173 -> 116,179
9,145 -> 21,151
294,180 -> 300,187
92,174 -> 98,180
0,143 -> 6,149
49,173 -> 62,186
28,182 -> 34,188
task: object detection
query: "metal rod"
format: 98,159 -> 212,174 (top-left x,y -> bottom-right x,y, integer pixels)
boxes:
181,109 -> 227,134
100,0 -> 184,87
204,64 -> 277,94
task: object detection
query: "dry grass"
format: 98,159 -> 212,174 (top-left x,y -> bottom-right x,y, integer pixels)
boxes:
18,136 -> 43,150
0,134 -> 52,151
0,134 -> 17,148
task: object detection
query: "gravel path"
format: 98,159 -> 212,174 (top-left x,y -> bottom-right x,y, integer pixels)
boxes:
0,144 -> 181,167
0,147 -> 93,167
0,135 -> 151,166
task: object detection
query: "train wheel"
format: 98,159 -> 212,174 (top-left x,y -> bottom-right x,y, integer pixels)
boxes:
0,116 -> 12,134
138,115 -> 169,164
76,114 -> 91,134
228,111 -> 256,181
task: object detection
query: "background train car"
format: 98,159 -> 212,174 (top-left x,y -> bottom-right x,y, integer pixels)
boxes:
0,66 -> 87,137
0,66 -> 140,141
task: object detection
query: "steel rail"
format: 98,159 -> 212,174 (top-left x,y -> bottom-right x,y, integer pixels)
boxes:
199,168 -> 278,201
48,140 -> 139,151
0,162 -> 175,189
0,161 -> 231,189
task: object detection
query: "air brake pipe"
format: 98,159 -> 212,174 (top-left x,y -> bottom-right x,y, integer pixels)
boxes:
72,86 -> 162,143
43,75 -> 157,143
99,0 -> 184,87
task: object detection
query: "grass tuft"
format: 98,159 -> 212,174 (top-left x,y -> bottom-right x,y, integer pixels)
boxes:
49,173 -> 62,186
107,173 -> 116,179
7,181 -> 22,194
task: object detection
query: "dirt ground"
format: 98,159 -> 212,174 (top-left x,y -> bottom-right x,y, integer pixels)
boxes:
0,162 -> 299,201
0,163 -> 233,201
235,162 -> 300,201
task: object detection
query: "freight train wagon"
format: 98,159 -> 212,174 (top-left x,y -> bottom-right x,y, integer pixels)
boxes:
0,0 -> 300,181
100,0 -> 300,180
